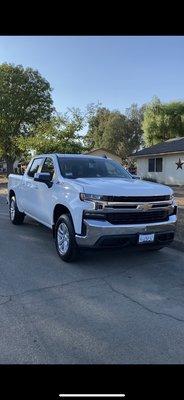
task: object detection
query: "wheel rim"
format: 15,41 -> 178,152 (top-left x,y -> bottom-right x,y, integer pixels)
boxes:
10,199 -> 15,220
57,222 -> 70,255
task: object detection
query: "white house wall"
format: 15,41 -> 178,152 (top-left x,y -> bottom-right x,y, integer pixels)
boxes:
136,153 -> 184,185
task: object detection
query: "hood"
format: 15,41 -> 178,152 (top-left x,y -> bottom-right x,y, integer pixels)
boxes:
75,178 -> 173,197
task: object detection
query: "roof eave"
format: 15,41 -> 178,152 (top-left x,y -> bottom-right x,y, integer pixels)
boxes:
132,150 -> 184,158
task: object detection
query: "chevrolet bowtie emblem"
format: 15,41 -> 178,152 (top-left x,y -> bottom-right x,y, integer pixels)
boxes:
137,203 -> 152,211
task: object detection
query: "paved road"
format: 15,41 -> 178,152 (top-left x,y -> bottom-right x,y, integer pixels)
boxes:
1,195 -> 184,363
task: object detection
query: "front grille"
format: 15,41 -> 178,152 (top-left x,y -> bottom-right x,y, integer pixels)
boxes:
100,195 -> 170,202
106,210 -> 169,225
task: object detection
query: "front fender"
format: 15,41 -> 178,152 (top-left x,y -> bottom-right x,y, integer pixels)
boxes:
53,181 -> 94,234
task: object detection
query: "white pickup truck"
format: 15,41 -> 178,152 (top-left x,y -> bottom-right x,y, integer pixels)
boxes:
8,153 -> 177,262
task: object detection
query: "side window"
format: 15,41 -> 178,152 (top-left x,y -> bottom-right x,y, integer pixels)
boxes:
40,157 -> 55,179
27,158 -> 43,178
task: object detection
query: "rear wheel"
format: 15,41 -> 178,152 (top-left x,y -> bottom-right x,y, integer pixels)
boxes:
9,196 -> 25,225
55,214 -> 78,262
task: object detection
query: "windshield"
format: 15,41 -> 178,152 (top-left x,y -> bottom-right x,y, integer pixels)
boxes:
58,157 -> 132,179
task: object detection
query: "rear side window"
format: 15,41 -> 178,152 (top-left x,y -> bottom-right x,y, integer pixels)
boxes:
27,158 -> 43,178
40,157 -> 55,179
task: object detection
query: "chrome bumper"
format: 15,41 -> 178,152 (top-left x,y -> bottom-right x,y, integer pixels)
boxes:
75,215 -> 177,247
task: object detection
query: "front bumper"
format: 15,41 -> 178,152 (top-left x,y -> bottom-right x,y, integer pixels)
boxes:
75,215 -> 177,247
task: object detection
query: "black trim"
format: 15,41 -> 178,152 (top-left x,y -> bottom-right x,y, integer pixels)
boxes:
89,195 -> 170,202
95,232 -> 175,248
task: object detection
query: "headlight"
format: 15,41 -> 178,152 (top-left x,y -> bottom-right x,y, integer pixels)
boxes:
80,193 -> 105,201
169,193 -> 177,215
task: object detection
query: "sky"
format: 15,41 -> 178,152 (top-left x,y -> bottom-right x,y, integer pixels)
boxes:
0,35 -> 184,115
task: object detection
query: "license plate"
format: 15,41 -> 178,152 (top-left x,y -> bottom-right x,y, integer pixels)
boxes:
138,233 -> 155,243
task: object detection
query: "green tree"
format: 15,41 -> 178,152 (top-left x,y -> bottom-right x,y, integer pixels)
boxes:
0,63 -> 53,175
142,97 -> 184,146
125,103 -> 145,149
84,104 -> 144,163
164,101 -> 184,137
84,105 -> 111,149
102,111 -> 127,154
18,109 -> 85,155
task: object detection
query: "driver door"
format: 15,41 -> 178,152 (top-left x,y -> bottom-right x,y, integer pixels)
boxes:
32,156 -> 56,226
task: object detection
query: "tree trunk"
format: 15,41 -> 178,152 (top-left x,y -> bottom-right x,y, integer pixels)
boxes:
6,158 -> 14,177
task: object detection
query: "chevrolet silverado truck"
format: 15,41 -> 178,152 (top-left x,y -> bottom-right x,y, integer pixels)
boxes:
8,154 -> 177,262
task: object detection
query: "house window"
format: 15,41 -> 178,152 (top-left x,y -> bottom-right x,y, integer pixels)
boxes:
156,158 -> 163,172
148,157 -> 163,172
148,158 -> 155,172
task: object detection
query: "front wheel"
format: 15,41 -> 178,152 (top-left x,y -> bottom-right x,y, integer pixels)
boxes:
55,214 -> 78,262
9,196 -> 25,225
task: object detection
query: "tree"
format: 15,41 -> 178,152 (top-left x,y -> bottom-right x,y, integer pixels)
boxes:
142,97 -> 184,146
84,105 -> 111,149
18,109 -> 86,155
102,111 -> 127,155
164,101 -> 184,137
125,103 -> 145,149
0,63 -> 53,175
84,104 -> 144,164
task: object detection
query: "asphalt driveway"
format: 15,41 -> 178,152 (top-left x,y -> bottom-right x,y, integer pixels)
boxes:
1,194 -> 184,363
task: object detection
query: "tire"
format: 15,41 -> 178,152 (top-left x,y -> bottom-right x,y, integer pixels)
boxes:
9,195 -> 25,225
55,214 -> 78,262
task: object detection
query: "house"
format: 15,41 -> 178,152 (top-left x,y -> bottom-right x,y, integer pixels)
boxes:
84,148 -> 122,164
132,137 -> 184,186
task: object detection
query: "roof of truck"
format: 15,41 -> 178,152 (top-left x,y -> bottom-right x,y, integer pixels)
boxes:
35,153 -> 109,159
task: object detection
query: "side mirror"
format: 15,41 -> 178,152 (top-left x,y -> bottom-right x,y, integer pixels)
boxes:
34,172 -> 53,187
